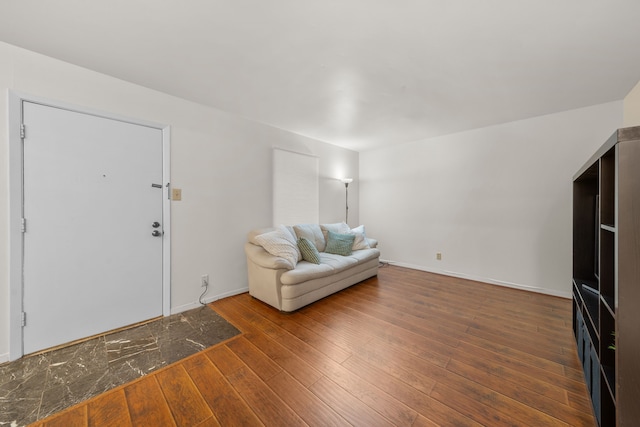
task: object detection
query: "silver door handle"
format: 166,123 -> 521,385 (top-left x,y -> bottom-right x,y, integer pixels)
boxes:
152,230 -> 161,237
152,222 -> 161,228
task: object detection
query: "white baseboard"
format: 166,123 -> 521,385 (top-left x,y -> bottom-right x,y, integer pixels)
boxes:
0,353 -> 9,364
170,287 -> 249,315
380,259 -> 572,299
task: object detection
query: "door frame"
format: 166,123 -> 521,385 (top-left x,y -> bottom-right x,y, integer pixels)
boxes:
8,91 -> 171,361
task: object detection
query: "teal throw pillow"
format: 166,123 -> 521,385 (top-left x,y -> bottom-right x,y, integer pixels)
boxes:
297,237 -> 321,264
324,230 -> 355,256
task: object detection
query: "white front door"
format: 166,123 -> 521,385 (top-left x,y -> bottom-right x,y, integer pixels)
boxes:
21,101 -> 165,355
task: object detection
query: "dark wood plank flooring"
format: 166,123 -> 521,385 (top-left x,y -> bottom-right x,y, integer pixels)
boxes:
30,266 -> 595,426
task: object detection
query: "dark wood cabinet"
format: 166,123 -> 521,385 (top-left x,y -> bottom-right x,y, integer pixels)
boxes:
573,126 -> 640,426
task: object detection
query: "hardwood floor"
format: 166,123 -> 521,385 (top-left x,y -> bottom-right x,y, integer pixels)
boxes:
30,266 -> 596,426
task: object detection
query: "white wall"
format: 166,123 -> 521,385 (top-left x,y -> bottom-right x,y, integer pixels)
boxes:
0,42 -> 359,362
624,79 -> 640,126
360,102 -> 623,297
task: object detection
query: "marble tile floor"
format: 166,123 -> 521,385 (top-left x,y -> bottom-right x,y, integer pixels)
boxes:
0,305 -> 240,427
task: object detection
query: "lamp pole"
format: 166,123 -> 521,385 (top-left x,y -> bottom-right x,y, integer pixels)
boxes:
344,181 -> 349,224
340,178 -> 353,225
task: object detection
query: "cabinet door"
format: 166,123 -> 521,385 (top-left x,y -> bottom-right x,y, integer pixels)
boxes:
583,326 -> 591,387
576,311 -> 585,363
590,343 -> 600,424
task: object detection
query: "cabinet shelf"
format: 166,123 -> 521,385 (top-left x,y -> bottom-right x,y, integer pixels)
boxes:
601,295 -> 615,317
600,224 -> 615,232
573,126 -> 640,426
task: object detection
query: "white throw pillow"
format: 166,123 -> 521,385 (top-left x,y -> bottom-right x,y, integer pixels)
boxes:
279,224 -> 302,260
350,225 -> 371,250
254,225 -> 301,270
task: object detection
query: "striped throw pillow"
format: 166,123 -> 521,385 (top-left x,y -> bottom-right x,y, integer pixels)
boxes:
297,237 -> 321,264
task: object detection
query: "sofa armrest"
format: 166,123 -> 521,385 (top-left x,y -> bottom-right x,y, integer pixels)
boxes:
244,242 -> 294,270
366,238 -> 378,248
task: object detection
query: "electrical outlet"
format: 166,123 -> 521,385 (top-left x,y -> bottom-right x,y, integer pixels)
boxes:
201,274 -> 209,288
436,252 -> 442,260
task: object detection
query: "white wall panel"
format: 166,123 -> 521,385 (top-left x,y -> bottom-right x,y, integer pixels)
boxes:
273,149 -> 319,226
360,102 -> 623,297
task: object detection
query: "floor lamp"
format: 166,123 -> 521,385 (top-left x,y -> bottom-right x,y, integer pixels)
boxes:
340,178 -> 353,224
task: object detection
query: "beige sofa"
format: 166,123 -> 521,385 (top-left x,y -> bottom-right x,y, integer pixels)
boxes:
244,223 -> 380,312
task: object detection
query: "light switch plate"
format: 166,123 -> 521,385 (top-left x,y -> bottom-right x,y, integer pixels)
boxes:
171,188 -> 182,201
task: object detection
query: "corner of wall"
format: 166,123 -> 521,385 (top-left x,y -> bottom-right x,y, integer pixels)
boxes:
623,79 -> 640,126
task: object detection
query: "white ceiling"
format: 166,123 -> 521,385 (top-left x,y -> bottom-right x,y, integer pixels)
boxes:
1,1 -> 640,152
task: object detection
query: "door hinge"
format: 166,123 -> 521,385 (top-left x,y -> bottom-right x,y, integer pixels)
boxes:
21,218 -> 26,233
20,124 -> 26,139
21,312 -> 26,327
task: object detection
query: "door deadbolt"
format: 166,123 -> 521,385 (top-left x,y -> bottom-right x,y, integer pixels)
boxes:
152,222 -> 161,228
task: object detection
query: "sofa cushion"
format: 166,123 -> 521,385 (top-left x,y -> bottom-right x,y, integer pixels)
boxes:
280,256 -> 380,304
254,225 -> 300,270
280,260 -> 338,285
344,248 -> 380,263
297,237 -> 321,264
325,230 -> 355,256
293,224 -> 326,252
281,253 -> 354,285
280,248 -> 380,285
318,251 -> 359,271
